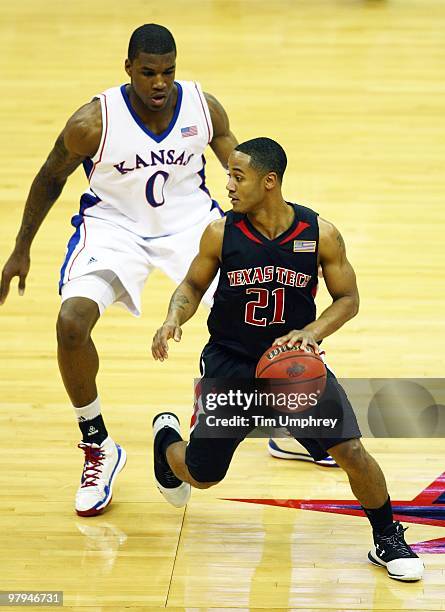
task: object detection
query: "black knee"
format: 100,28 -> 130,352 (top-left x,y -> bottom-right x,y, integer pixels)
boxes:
186,462 -> 225,489
56,299 -> 98,350
184,435 -> 240,489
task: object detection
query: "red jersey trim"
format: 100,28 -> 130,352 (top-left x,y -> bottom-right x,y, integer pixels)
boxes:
279,221 -> 310,245
234,220 -> 263,244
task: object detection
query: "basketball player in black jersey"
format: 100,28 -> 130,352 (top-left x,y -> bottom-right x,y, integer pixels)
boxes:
151,138 -> 424,582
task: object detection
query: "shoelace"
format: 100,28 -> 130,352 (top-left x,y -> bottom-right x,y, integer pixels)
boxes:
155,453 -> 181,485
78,443 -> 105,488
164,467 -> 181,486
378,523 -> 414,557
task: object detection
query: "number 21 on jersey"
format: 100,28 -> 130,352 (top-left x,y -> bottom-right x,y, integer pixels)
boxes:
245,288 -> 285,326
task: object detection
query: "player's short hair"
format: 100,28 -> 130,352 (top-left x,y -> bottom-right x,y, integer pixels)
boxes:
235,137 -> 287,182
128,24 -> 176,61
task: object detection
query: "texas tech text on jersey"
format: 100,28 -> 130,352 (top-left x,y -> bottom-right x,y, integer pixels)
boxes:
207,202 -> 319,360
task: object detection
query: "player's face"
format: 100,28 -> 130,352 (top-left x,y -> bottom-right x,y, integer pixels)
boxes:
226,151 -> 267,213
125,51 -> 176,112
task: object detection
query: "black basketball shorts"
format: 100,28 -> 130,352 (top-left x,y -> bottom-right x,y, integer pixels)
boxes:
185,342 -> 362,483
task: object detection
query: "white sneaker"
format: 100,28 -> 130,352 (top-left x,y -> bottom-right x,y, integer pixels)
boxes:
153,412 -> 191,508
76,436 -> 127,517
368,521 -> 424,581
268,438 -> 338,467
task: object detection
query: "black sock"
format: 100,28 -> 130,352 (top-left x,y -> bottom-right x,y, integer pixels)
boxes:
158,427 -> 182,463
363,496 -> 393,536
79,414 -> 108,445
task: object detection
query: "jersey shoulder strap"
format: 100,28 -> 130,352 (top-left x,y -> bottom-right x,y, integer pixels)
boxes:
224,210 -> 244,226
221,210 -> 245,258
289,201 -> 319,220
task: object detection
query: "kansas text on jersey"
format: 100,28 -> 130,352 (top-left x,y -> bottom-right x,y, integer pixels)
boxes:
77,80 -> 215,238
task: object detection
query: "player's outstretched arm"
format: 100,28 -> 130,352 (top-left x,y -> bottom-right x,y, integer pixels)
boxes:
0,100 -> 102,305
151,219 -> 225,361
204,92 -> 238,168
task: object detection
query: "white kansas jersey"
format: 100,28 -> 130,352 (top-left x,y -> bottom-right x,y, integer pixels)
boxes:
80,80 -> 216,237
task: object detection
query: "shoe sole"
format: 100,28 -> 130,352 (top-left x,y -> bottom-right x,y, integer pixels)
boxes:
155,480 -> 191,508
368,550 -> 423,582
152,412 -> 191,508
268,439 -> 338,467
76,444 -> 127,517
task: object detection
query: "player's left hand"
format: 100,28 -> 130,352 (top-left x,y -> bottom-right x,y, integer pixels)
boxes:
152,321 -> 182,361
272,330 -> 320,354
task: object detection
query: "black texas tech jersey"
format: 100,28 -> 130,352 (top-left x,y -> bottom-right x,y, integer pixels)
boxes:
207,203 -> 319,361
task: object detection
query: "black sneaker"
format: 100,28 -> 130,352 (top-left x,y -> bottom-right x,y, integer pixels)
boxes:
368,521 -> 424,581
152,412 -> 191,508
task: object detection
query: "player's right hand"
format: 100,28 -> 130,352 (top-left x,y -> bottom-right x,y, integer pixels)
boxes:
151,321 -> 182,361
0,249 -> 31,305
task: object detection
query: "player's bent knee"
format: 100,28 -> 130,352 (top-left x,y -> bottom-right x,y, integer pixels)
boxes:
56,312 -> 91,350
189,478 -> 221,490
186,462 -> 227,488
328,438 -> 365,469
56,299 -> 100,350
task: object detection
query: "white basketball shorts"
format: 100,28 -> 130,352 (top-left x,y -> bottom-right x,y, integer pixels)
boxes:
59,208 -> 222,316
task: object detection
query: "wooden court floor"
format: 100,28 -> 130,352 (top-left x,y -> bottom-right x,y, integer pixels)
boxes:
1,0 -> 444,609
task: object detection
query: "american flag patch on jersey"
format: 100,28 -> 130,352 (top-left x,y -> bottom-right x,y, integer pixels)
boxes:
181,125 -> 198,137
293,240 -> 317,252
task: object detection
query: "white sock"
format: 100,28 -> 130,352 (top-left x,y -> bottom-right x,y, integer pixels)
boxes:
74,396 -> 101,423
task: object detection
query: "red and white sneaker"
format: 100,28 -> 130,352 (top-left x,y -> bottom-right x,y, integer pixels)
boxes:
75,437 -> 127,517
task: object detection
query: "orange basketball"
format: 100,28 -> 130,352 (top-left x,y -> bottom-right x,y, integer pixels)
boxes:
255,344 -> 327,413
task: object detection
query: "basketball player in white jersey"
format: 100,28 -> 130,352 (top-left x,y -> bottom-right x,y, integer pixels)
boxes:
0,24 -> 240,517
